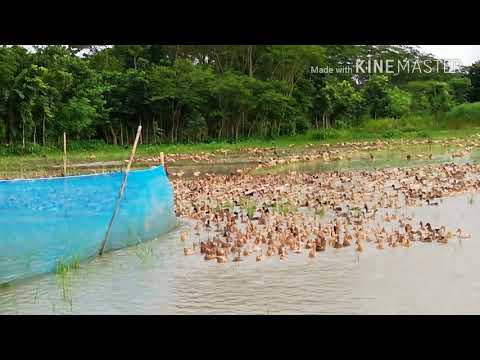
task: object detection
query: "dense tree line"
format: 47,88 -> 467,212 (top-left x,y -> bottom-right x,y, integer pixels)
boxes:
0,45 -> 478,147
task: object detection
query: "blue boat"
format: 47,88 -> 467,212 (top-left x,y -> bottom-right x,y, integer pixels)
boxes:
0,165 -> 177,284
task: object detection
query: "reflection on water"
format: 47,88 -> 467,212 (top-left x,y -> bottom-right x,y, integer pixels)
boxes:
1,192 -> 479,315
256,145 -> 480,175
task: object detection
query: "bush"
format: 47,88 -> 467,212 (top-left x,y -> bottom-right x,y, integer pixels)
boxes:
0,143 -> 50,156
310,128 -> 341,141
444,102 -> 480,128
381,129 -> 400,138
67,139 -> 110,151
362,118 -> 398,132
362,115 -> 434,133
416,130 -> 432,139
397,115 -> 434,130
295,116 -> 311,134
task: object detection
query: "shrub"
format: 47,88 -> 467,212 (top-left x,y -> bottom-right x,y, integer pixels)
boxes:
0,143 -> 50,156
310,128 -> 341,141
67,139 -> 110,151
362,118 -> 398,132
444,102 -> 480,128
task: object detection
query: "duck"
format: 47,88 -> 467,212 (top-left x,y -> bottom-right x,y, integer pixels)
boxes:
204,253 -> 217,261
376,239 -> 384,250
456,228 -> 472,239
426,199 -> 439,206
256,250 -> 264,262
184,247 -> 195,256
242,248 -> 252,257
355,240 -> 364,253
233,251 -> 242,262
266,246 -> 275,257
342,234 -> 351,247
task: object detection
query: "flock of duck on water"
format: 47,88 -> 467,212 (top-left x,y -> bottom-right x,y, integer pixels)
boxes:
173,155 -> 479,264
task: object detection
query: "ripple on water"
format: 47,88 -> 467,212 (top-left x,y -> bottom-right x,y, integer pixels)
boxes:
0,193 -> 480,314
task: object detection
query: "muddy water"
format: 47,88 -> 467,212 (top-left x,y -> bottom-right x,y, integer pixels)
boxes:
0,190 -> 479,314
1,145 -> 480,314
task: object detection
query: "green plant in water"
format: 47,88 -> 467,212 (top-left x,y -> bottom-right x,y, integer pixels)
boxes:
0,281 -> 11,289
240,198 -> 257,219
276,201 -> 297,216
56,260 -> 70,276
56,256 -> 81,276
135,243 -> 157,263
315,207 -> 326,219
468,194 -> 475,205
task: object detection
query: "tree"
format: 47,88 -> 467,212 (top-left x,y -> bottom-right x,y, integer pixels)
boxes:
386,87 -> 412,118
468,61 -> 480,102
427,82 -> 452,125
148,59 -> 214,142
362,75 -> 390,119
448,77 -> 472,104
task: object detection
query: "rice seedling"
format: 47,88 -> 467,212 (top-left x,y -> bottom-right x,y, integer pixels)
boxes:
315,207 -> 326,220
135,243 -> 158,263
55,255 -> 81,283
240,198 -> 258,219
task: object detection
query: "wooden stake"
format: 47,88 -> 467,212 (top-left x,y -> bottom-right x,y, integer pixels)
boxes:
99,125 -> 142,256
160,152 -> 165,166
63,132 -> 67,176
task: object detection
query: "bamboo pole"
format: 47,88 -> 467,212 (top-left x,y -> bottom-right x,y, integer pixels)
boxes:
99,125 -> 142,256
63,132 -> 67,176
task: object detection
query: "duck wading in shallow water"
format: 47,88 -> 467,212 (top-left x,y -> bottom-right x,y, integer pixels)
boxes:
173,160 -> 479,265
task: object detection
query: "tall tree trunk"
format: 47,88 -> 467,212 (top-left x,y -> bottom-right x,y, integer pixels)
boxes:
120,121 -> 124,146
22,120 -> 25,149
33,123 -> 36,145
110,124 -> 117,145
7,98 -> 15,145
42,115 -> 46,146
248,46 -> 253,77
145,117 -> 149,144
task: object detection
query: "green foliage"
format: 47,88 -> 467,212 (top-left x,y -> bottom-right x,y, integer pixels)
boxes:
468,61 -> 480,102
386,87 -> 412,118
444,102 -> 480,128
448,77 -> 472,104
0,45 -> 478,149
362,75 -> 390,118
57,97 -> 97,136
56,256 -> 81,275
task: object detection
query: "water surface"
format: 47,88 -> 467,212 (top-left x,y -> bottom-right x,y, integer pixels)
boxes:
1,144 -> 480,314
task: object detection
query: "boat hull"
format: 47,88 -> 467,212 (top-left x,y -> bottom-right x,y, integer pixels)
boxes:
0,166 -> 177,284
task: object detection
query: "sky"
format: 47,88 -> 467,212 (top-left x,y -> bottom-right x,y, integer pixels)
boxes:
418,45 -> 480,66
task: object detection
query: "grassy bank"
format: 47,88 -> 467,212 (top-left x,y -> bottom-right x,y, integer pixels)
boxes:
0,125 -> 479,180
1,126 -> 480,161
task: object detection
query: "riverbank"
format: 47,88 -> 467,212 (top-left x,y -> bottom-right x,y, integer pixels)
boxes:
1,127 -> 480,179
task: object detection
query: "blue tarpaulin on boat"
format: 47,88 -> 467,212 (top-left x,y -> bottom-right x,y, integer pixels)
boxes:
0,166 -> 177,284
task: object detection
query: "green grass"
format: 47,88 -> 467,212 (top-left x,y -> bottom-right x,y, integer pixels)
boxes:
1,125 -> 480,179
135,243 -> 158,263
315,207 -> 326,218
445,102 -> 480,129
55,256 -> 81,276
242,199 -> 257,219
275,201 -> 297,216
